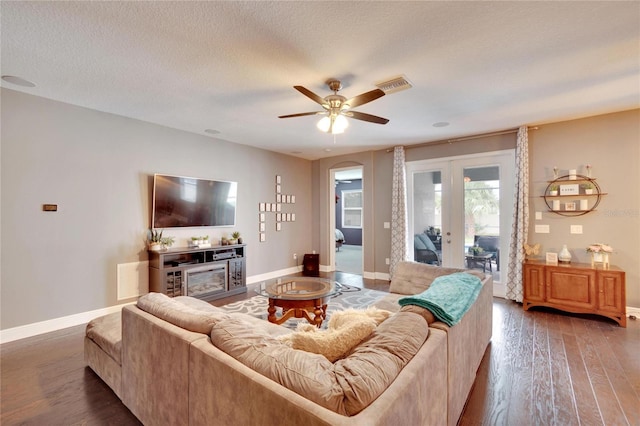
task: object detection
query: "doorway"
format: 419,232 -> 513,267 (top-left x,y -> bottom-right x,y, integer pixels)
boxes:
406,151 -> 514,290
331,167 -> 363,275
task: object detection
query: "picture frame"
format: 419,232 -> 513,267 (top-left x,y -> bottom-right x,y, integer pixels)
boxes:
259,233 -> 266,242
291,195 -> 295,204
265,203 -> 271,212
565,202 -> 576,211
259,213 -> 265,222
560,184 -> 579,196
276,204 -> 281,212
259,222 -> 266,232
276,175 -> 281,184
259,202 -> 265,212
292,213 -> 296,221
276,222 -> 282,231
276,184 -> 281,194
545,252 -> 558,265
276,194 -> 281,203
276,213 -> 281,222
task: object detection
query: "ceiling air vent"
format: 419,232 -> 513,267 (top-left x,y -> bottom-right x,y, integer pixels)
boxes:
375,75 -> 413,94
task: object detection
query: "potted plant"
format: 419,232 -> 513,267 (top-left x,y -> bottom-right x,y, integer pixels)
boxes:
148,229 -> 163,251
581,182 -> 594,195
159,236 -> 175,250
549,184 -> 559,196
231,231 -> 242,244
586,243 -> 612,268
470,246 -> 484,255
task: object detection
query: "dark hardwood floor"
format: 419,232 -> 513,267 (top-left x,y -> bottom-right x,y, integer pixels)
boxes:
2,272 -> 638,425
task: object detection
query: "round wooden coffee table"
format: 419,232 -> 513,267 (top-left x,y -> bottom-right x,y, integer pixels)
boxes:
258,277 -> 341,327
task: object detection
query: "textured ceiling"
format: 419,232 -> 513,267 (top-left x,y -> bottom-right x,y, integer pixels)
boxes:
1,1 -> 638,160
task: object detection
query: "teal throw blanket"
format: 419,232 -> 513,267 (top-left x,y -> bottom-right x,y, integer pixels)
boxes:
398,272 -> 482,326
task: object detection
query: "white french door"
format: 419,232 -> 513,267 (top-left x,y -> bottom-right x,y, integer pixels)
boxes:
406,151 -> 514,287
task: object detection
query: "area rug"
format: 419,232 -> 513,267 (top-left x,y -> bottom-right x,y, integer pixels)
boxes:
220,285 -> 389,329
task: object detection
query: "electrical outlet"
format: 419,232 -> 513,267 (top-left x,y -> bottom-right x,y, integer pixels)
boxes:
293,253 -> 297,260
385,258 -> 390,265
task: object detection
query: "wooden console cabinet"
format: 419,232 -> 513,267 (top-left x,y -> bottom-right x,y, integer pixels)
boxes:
523,259 -> 626,327
148,244 -> 246,301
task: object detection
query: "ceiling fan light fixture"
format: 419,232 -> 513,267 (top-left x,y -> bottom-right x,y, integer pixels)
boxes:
334,114 -> 349,132
317,114 -> 349,134
317,116 -> 331,132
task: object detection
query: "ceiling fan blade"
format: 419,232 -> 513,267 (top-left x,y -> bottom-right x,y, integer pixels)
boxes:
347,111 -> 389,125
278,112 -> 323,119
344,89 -> 385,109
294,86 -> 326,106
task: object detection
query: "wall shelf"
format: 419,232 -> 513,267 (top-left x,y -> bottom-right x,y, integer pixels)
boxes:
542,174 -> 605,216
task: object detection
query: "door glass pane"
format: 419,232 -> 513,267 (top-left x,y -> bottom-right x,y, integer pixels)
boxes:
463,166 -> 501,281
412,171 -> 442,265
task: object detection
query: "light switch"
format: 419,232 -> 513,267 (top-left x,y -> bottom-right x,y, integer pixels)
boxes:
535,211 -> 542,220
570,225 -> 583,234
383,222 -> 390,229
535,224 -> 550,233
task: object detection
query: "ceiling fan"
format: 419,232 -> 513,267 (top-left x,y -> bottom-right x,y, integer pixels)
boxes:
278,80 -> 389,134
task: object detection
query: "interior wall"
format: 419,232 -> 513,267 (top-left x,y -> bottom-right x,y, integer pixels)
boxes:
1,88 -> 312,329
370,134 -> 517,276
528,109 -> 640,307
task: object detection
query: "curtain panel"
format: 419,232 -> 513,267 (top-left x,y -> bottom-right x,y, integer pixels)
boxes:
390,146 -> 408,278
506,126 -> 529,302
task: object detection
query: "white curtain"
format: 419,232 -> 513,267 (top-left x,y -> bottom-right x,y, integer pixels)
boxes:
506,126 -> 529,302
390,146 -> 408,278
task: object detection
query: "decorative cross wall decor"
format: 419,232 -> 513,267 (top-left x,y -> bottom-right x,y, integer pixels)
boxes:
258,175 -> 296,242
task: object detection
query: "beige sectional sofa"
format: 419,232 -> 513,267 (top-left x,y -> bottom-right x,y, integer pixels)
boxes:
85,261 -> 492,425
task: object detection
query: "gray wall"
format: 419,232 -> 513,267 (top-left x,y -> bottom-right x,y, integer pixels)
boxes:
2,87 -> 638,331
527,109 -> 640,307
313,110 -> 639,307
1,88 -> 312,329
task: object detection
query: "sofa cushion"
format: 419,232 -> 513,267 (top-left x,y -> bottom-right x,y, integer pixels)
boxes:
334,311 -> 430,415
210,314 -> 347,414
390,261 -> 485,295
137,292 -> 229,335
416,233 -> 438,252
400,304 -> 437,324
85,312 -> 122,364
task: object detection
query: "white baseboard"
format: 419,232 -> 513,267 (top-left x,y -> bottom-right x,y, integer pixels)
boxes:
1,268 -> 303,345
246,266 -> 302,284
0,302 -> 135,345
626,306 -> 640,319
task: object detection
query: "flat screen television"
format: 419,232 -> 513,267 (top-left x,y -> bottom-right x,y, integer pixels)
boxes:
152,174 -> 237,228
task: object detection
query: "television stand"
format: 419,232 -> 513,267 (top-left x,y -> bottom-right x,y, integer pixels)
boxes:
148,244 -> 246,301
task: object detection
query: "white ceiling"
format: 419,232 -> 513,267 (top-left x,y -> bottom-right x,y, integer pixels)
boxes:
1,1 -> 638,160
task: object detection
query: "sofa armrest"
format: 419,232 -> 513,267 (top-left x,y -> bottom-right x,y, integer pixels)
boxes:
121,304 -> 208,426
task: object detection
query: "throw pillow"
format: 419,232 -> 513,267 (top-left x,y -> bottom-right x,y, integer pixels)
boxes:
279,317 -> 377,362
327,306 -> 392,329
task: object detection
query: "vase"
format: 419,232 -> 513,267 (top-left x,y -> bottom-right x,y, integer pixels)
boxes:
558,245 -> 572,263
591,252 -> 610,269
585,189 -> 593,195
